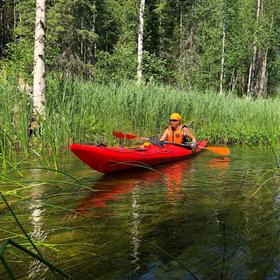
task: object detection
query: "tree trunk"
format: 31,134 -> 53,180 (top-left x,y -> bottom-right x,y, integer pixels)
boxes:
247,0 -> 261,97
32,0 -> 46,117
80,19 -> 84,61
256,17 -> 273,97
91,0 -> 97,64
230,70 -> 238,94
13,0 -> 16,31
137,0 -> 145,83
219,22 -> 225,95
258,48 -> 268,97
0,0 -> 4,58
179,2 -> 183,57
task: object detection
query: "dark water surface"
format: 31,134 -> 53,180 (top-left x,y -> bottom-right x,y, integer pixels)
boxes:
1,146 -> 280,279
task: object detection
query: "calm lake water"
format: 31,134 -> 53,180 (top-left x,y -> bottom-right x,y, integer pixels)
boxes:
1,146 -> 280,279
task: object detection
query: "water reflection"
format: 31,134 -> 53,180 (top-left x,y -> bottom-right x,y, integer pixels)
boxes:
164,161 -> 192,203
75,159 -> 195,277
77,159 -> 193,214
27,169 -> 48,280
5,147 -> 280,279
207,157 -> 230,170
130,189 -> 141,272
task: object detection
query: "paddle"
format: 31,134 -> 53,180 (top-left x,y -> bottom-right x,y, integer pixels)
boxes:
112,131 -> 231,156
113,131 -> 142,140
112,131 -> 164,147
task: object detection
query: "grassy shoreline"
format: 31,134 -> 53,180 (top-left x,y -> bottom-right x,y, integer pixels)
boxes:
1,77 -> 280,154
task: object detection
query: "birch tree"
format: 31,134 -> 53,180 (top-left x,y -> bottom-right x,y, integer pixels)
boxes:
219,18 -> 225,94
32,0 -> 46,117
137,0 -> 145,82
247,0 -> 261,97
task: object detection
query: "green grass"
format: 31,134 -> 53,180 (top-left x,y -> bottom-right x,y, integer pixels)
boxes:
1,75 -> 280,155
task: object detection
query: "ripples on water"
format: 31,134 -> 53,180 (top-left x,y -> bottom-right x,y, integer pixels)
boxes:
1,146 -> 280,279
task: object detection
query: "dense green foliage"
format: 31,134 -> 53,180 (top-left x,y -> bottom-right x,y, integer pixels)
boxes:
0,0 -> 280,151
0,0 -> 280,96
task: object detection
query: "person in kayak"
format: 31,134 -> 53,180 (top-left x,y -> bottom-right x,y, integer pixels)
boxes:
159,113 -> 197,148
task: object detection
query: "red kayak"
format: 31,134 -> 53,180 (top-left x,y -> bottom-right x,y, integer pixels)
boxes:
69,140 -> 208,173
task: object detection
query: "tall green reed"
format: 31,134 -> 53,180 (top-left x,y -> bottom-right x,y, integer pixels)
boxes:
45,78 -> 280,147
1,75 -> 280,157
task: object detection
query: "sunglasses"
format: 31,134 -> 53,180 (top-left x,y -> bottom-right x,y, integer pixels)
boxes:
170,119 -> 179,122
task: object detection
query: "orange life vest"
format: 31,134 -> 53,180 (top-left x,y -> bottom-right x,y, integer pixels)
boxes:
167,125 -> 184,143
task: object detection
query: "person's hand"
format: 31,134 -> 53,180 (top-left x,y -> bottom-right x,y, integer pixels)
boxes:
191,142 -> 197,149
158,140 -> 165,147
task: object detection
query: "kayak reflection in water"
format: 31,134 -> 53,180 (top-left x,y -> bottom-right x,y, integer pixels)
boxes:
163,160 -> 192,203
207,157 -> 231,170
76,159 -> 192,215
159,112 -> 196,148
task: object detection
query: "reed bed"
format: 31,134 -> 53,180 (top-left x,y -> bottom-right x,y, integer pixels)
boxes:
1,76 -> 280,155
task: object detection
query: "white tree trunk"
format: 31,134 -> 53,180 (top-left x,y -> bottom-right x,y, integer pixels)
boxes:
247,0 -> 261,96
33,0 -> 46,117
219,22 -> 225,95
137,0 -> 145,83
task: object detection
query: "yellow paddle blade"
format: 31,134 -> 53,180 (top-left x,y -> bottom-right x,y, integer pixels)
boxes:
205,146 -> 231,156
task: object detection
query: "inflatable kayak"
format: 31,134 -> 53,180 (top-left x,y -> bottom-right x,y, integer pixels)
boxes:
69,140 -> 208,173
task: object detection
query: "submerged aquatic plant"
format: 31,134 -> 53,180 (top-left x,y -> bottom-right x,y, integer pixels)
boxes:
0,149 -> 95,278
0,192 -> 71,279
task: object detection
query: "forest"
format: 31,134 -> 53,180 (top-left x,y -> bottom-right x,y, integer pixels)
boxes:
1,0 -> 280,96
0,0 -> 280,150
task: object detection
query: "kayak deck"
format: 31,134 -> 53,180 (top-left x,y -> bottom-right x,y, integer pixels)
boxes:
69,140 -> 208,173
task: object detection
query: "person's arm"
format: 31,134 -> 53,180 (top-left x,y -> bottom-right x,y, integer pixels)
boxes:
183,127 -> 196,143
159,129 -> 169,141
